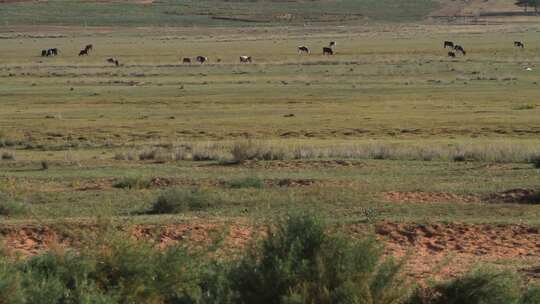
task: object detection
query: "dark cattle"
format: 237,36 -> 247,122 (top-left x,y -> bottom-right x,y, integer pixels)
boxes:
106,58 -> 116,64
444,41 -> 454,48
514,41 -> 524,48
114,60 -> 120,67
322,47 -> 333,55
182,57 -> 191,64
454,45 -> 466,55
85,44 -> 93,52
47,48 -> 59,56
78,49 -> 89,56
448,51 -> 456,58
297,46 -> 309,54
239,56 -> 252,63
196,56 -> 207,64
329,41 -> 336,48
41,50 -> 47,57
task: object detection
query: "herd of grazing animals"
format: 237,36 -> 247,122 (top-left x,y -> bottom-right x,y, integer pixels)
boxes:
39,39 -> 528,64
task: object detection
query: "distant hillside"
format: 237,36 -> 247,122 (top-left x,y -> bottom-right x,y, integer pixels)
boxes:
0,0 -> 438,26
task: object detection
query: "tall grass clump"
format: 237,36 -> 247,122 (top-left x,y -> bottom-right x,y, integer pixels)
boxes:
204,213 -> 410,304
148,188 -> 210,214
230,140 -> 290,163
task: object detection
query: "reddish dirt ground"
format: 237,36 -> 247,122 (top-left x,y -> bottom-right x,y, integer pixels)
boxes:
2,221 -> 538,281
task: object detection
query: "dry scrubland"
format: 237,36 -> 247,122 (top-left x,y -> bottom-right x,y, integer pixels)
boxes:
1,18 -> 540,300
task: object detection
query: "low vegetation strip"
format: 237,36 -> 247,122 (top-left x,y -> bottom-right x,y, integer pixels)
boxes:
0,214 -> 539,303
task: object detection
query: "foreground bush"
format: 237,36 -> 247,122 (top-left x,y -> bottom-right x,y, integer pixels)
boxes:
112,176 -> 151,189
1,214 -> 538,304
204,214 -> 410,304
227,177 -> 264,189
408,267 -> 540,304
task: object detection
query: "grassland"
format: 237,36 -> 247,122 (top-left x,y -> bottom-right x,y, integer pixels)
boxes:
0,21 -> 539,283
0,0 -> 438,27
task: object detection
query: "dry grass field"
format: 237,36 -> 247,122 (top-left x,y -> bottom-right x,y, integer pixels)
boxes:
0,0 -> 540,300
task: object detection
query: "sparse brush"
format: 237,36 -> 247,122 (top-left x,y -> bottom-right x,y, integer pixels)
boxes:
0,196 -> 27,217
228,177 -> 264,189
113,177 -> 151,190
40,160 -> 49,170
530,155 -> 540,169
1,151 -> 15,161
148,188 -> 210,214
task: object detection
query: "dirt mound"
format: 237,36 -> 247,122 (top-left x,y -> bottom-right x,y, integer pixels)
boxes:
484,189 -> 540,204
383,191 -> 478,203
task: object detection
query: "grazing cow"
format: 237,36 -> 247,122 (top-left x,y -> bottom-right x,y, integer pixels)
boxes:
322,47 -> 333,55
46,48 -> 59,56
78,49 -> 89,56
297,46 -> 310,54
329,41 -> 336,48
106,58 -> 119,66
448,51 -> 456,58
85,44 -> 93,52
444,41 -> 454,48
182,57 -> 191,64
239,56 -> 252,63
454,45 -> 466,55
41,49 -> 47,57
196,56 -> 207,64
514,41 -> 524,48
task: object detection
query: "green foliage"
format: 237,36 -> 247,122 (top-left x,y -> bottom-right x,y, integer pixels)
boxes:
0,193 -> 27,217
149,188 -> 210,214
411,267 -> 524,304
531,155 -> 540,168
112,176 -> 151,190
521,285 -> 540,304
214,213 -> 410,304
228,177 -> 264,189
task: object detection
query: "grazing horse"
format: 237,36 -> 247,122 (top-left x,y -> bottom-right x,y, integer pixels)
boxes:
196,56 -> 207,64
322,47 -> 333,55
444,41 -> 454,48
514,41 -> 524,48
448,51 -> 456,58
182,57 -> 191,64
239,56 -> 252,63
78,49 -> 89,56
297,46 -> 310,54
454,45 -> 466,55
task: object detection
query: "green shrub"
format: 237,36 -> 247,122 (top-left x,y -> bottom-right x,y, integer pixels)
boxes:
211,213 -> 410,304
0,257 -> 24,304
0,193 -> 27,217
531,155 -> 540,169
228,177 -> 264,189
149,188 -> 210,214
414,267 -> 523,304
113,176 -> 151,189
521,285 -> 540,304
